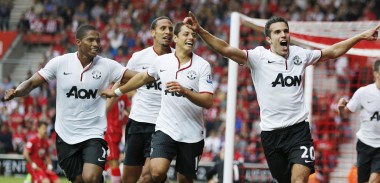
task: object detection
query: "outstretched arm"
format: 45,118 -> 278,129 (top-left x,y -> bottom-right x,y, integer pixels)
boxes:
337,97 -> 353,118
166,81 -> 213,109
120,70 -> 138,84
106,82 -> 121,113
184,11 -> 247,65
3,73 -> 45,101
320,25 -> 379,61
101,71 -> 155,97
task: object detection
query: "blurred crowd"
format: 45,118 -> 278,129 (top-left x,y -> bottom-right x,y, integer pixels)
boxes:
0,0 -> 379,182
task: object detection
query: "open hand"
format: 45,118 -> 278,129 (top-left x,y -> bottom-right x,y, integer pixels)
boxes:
3,89 -> 17,101
183,11 -> 201,33
360,25 -> 379,41
337,97 -> 348,110
166,81 -> 187,94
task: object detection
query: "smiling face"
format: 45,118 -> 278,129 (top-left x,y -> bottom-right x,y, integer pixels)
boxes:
151,18 -> 173,48
37,123 -> 47,138
76,30 -> 101,60
173,23 -> 196,54
265,21 -> 290,58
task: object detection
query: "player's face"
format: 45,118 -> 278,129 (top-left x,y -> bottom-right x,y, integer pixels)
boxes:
38,125 -> 47,137
266,22 -> 290,57
76,30 -> 101,59
375,65 -> 380,81
174,25 -> 196,53
152,19 -> 173,47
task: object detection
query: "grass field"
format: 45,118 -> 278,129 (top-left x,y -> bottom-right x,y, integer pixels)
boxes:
0,175 -> 71,183
0,175 -> 183,183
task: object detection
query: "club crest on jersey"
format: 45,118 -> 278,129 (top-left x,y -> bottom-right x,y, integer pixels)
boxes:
293,55 -> 302,65
92,70 -> 101,79
187,70 -> 197,80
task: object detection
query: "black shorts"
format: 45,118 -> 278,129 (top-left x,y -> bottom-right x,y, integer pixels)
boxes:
123,119 -> 155,166
56,135 -> 108,182
357,139 -> 380,182
261,122 -> 315,183
150,131 -> 204,178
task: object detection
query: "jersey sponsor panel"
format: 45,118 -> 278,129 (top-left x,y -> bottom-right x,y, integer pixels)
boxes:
38,52 -> 126,144
148,53 -> 213,143
245,46 -> 321,131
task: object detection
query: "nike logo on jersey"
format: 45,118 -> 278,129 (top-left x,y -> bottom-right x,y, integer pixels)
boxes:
142,66 -> 148,69
63,72 -> 72,75
367,101 -> 373,103
305,160 -> 313,163
268,61 -> 276,63
97,158 -> 105,162
160,69 -> 166,72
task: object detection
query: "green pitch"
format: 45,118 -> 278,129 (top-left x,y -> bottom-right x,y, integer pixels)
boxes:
0,175 -> 71,183
0,175 -> 183,183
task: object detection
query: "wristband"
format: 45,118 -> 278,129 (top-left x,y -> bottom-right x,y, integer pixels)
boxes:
31,162 -> 37,169
47,164 -> 53,170
114,88 -> 123,96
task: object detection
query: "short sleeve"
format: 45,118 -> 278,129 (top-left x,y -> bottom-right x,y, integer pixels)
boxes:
25,140 -> 33,152
346,87 -> 364,112
108,59 -> 127,83
304,49 -> 322,66
199,62 -> 214,94
126,53 -> 137,70
246,47 -> 263,70
38,56 -> 60,81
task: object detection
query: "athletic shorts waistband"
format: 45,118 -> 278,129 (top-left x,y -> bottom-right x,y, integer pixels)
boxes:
269,121 -> 308,133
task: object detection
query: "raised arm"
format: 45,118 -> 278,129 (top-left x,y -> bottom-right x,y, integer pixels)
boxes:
166,81 -> 213,109
3,73 -> 45,101
320,25 -> 379,61
183,11 -> 247,65
101,71 -> 155,98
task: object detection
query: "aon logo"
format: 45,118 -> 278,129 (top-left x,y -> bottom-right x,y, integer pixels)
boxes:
164,88 -> 194,97
370,112 -> 380,121
271,73 -> 302,87
66,86 -> 98,99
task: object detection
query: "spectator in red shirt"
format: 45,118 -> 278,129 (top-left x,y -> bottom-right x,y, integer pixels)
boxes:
105,93 -> 131,183
23,122 -> 60,183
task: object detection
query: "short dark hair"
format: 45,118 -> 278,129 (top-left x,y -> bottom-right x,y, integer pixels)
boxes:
374,60 -> 380,72
150,16 -> 171,30
264,17 -> 289,37
174,22 -> 185,36
75,25 -> 97,40
38,121 -> 48,128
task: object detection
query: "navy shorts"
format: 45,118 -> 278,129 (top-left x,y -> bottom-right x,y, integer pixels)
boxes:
123,119 -> 155,166
357,139 -> 380,182
56,135 -> 108,182
261,122 -> 315,183
150,131 -> 204,178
